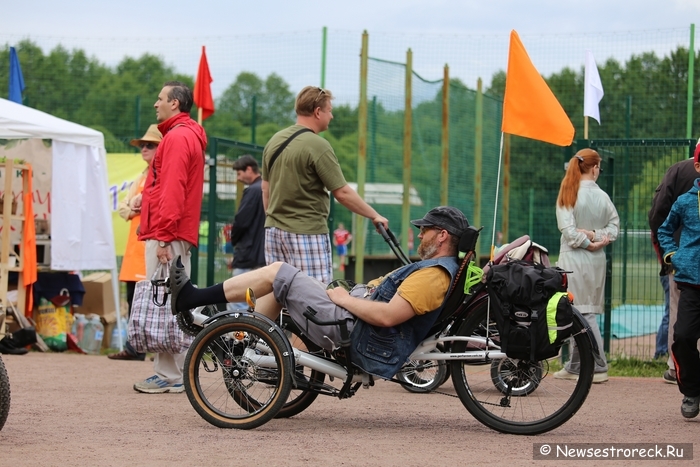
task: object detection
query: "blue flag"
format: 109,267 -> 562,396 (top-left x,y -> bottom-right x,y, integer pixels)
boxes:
9,46 -> 25,104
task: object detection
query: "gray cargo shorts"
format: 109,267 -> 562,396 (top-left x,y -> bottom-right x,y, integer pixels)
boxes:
273,263 -> 365,351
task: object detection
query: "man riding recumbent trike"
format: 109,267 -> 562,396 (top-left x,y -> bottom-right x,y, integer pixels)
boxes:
167,206 -> 604,435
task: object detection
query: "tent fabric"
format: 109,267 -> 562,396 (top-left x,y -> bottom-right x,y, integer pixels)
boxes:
0,98 -> 104,147
0,97 -> 114,270
52,141 -> 116,270
0,97 -> 121,346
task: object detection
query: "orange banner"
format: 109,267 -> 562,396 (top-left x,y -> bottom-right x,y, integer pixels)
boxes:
501,30 -> 574,146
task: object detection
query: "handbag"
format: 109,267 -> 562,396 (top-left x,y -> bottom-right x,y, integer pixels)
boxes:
127,264 -> 194,354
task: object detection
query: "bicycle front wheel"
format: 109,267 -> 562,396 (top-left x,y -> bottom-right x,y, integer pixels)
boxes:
184,315 -> 292,429
450,301 -> 594,435
275,314 -> 326,418
0,356 -> 9,431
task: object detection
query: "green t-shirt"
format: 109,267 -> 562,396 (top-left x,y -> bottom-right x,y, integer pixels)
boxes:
262,125 -> 347,234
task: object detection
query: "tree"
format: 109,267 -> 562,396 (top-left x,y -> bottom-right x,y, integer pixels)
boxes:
74,53 -> 191,145
215,72 -> 295,127
0,40 -> 109,121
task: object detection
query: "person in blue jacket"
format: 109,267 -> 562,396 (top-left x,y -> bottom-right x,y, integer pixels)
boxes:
657,148 -> 700,419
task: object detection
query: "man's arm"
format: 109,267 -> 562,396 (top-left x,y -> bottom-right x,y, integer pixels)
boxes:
154,136 -> 189,242
326,287 -> 415,327
332,184 -> 388,229
261,180 -> 270,212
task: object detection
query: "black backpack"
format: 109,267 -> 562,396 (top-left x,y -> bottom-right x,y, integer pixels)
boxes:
486,260 -> 573,361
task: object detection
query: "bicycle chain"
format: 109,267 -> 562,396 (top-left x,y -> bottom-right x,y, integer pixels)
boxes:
429,389 -> 459,398
429,387 -> 513,407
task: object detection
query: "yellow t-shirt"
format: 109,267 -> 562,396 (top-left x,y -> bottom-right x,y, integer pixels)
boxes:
396,267 -> 452,315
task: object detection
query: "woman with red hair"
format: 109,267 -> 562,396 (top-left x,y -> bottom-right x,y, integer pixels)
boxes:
553,148 -> 619,384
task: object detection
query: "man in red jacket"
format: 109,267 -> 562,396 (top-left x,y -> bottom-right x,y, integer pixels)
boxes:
134,80 -> 207,394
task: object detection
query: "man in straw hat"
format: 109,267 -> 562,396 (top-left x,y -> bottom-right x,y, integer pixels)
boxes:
107,124 -> 162,361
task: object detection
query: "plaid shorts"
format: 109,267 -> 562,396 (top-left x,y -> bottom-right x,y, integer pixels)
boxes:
265,227 -> 333,283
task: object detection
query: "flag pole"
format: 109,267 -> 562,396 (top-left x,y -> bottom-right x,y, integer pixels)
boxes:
198,108 -> 203,126
584,116 -> 589,140
490,132 -> 505,261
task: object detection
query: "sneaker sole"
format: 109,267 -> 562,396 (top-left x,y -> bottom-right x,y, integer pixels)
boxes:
681,408 -> 699,419
664,378 -> 678,385
553,371 -> 578,381
133,384 -> 185,394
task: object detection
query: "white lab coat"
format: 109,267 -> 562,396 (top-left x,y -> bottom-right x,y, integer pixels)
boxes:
555,180 -> 620,314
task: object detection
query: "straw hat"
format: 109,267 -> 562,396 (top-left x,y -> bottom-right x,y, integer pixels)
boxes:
129,124 -> 163,148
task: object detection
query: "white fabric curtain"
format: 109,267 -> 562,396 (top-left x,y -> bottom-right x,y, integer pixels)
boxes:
51,141 -> 116,270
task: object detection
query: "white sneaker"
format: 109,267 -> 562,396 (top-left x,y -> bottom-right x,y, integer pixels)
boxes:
553,369 -> 578,381
133,375 -> 185,394
592,372 -> 609,383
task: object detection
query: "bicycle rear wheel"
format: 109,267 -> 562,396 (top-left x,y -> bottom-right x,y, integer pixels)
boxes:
184,315 -> 292,429
490,358 -> 543,396
450,301 -> 594,435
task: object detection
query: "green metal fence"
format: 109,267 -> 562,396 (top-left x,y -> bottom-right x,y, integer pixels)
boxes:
194,137 -> 264,288
4,27 -> 697,361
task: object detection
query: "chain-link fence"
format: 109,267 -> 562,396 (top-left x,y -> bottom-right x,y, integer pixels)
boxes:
2,27 -> 699,361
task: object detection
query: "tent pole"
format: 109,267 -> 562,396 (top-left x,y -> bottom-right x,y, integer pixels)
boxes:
111,267 -> 123,351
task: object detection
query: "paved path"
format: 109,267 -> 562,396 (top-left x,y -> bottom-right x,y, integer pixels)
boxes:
1,352 -> 697,466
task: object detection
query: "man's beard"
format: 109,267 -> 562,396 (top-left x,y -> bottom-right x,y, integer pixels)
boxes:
417,236 -> 439,259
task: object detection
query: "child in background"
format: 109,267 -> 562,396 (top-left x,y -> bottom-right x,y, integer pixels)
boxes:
333,223 -> 352,272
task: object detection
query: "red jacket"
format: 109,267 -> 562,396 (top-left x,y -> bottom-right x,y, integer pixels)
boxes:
139,112 -> 207,246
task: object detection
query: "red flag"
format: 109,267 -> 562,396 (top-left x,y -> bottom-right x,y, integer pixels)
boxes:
194,46 -> 215,121
501,30 -> 574,146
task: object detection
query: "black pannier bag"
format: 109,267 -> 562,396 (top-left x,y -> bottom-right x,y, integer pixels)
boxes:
486,260 -> 574,361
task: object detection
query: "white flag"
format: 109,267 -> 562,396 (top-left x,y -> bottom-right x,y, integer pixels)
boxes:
584,50 -> 604,124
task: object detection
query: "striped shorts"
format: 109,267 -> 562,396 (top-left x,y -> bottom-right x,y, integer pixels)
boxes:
265,227 -> 333,283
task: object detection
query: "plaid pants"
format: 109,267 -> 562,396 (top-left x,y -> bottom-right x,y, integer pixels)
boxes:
265,227 -> 333,284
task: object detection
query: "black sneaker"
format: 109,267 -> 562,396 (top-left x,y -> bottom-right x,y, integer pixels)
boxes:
681,396 -> 700,419
663,369 -> 677,385
0,335 -> 29,355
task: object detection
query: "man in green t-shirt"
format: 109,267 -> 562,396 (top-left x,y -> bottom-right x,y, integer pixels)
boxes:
262,86 -> 388,283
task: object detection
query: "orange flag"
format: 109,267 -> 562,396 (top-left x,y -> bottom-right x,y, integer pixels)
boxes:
22,164 -> 37,312
194,45 -> 215,121
501,30 -> 574,146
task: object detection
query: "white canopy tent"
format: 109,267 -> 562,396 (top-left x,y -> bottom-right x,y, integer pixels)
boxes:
0,98 -> 121,347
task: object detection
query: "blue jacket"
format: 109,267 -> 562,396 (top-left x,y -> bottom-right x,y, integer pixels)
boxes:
658,178 -> 700,286
349,256 -> 459,378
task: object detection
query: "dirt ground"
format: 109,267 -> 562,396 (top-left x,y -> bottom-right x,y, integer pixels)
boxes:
0,352 -> 698,467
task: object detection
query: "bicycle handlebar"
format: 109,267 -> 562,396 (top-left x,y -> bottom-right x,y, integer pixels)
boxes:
377,223 -> 412,266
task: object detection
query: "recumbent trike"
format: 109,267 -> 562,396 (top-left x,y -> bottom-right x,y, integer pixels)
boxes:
169,225 -> 602,435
